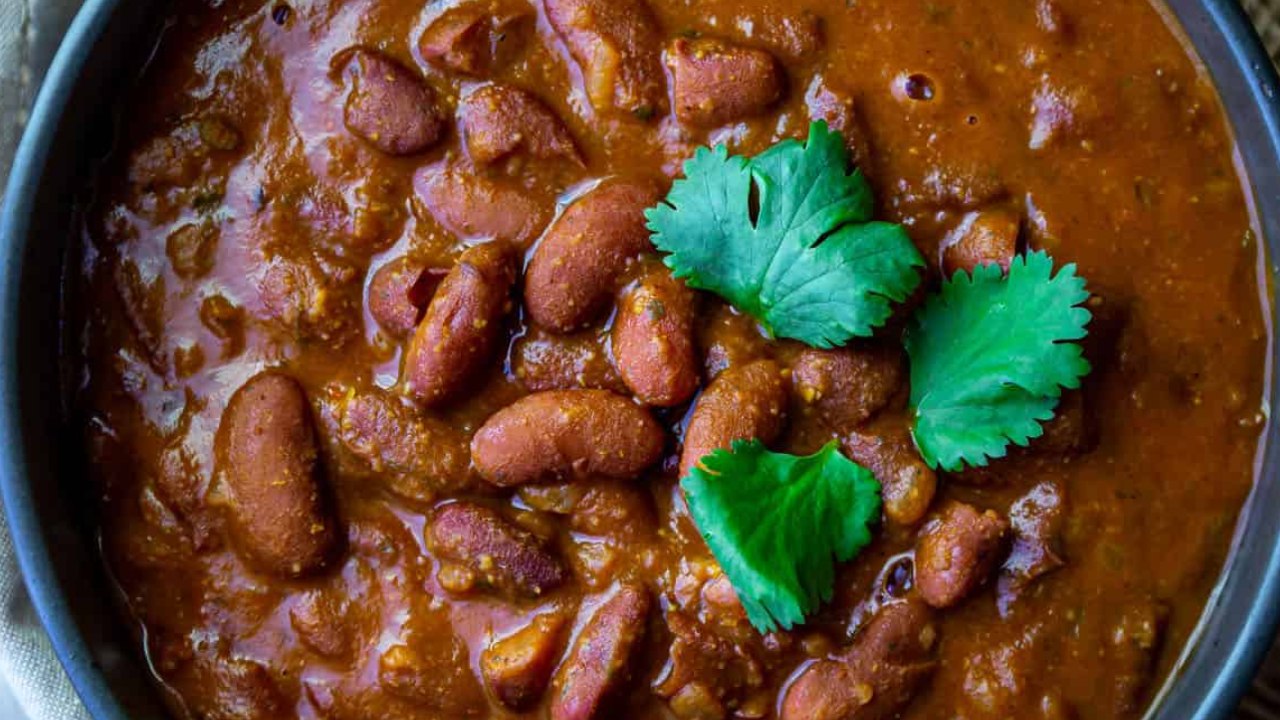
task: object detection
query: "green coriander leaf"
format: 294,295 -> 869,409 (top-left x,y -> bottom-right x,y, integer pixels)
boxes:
646,121 -> 924,348
905,251 -> 1092,471
681,439 -> 881,634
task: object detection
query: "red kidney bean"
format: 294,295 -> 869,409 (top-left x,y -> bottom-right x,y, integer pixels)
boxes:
419,2 -> 530,76
403,242 -> 516,407
366,257 -> 441,340
461,83 -> 581,166
679,359 -> 786,478
482,612 -> 569,710
781,599 -> 937,720
525,180 -> 661,332
290,589 -> 352,659
667,38 -> 784,127
915,501 -> 1010,608
841,421 -> 938,527
792,344 -> 904,433
190,658 -> 286,720
998,480 -> 1067,614
612,263 -> 700,407
543,0 -> 666,117
939,208 -> 1021,276
414,163 -> 553,249
472,390 -> 666,487
426,501 -> 568,597
550,583 -> 652,720
806,75 -> 873,167
337,48 -> 446,156
321,385 -> 476,502
511,327 -> 628,394
218,372 -> 337,577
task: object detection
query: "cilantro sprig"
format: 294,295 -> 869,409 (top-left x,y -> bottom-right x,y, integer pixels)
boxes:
905,251 -> 1092,471
681,440 -> 881,634
646,122 -> 924,348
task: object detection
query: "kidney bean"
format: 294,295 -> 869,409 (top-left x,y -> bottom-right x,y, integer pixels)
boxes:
511,327 -> 627,394
910,161 -> 1008,209
698,301 -> 768,380
780,600 -> 937,720
792,344 -> 904,433
256,256 -> 359,344
544,0 -> 665,117
218,372 -> 337,577
415,163 -> 553,248
731,8 -> 824,63
667,38 -> 784,127
842,422 -> 938,527
1109,601 -> 1169,716
612,263 -> 700,407
426,501 -> 568,597
472,390 -> 665,486
482,612 -> 569,710
550,583 -> 652,720
915,501 -> 1010,608
569,481 -> 656,543
1029,78 -> 1105,151
805,76 -> 873,168
322,385 -> 476,502
525,180 -> 661,332
939,208 -> 1021,276
654,612 -> 764,714
366,257 -> 441,339
420,2 -> 529,76
998,481 -> 1067,615
701,574 -> 748,626
337,48 -> 446,156
290,589 -> 352,659
461,84 -> 581,166
403,242 -> 516,407
679,360 -> 786,478
190,658 -> 287,720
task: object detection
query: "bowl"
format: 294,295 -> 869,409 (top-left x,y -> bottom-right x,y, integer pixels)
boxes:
1,0 -> 1278,717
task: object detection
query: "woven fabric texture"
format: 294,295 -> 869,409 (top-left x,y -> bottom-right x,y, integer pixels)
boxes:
0,2 -> 1276,720
0,1 -> 94,717
1245,0 -> 1280,57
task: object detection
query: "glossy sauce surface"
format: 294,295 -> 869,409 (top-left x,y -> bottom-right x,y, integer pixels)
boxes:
72,0 -> 1269,718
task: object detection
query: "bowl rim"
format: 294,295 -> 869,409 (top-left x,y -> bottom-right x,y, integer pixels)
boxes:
2,0 -> 1279,718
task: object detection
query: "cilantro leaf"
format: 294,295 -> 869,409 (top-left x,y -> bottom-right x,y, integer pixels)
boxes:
681,439 -> 881,634
646,122 -> 924,348
904,251 -> 1092,471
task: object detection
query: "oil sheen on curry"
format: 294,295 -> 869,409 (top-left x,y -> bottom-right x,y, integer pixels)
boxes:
71,0 -> 1269,717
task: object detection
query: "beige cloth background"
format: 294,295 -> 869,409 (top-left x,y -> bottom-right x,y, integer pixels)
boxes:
0,1 -> 1277,719
0,0 -> 96,715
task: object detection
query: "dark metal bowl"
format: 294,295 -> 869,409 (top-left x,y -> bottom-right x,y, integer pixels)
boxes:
2,0 -> 1278,717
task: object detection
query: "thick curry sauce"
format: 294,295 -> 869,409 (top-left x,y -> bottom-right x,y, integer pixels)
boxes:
72,0 -> 1268,718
